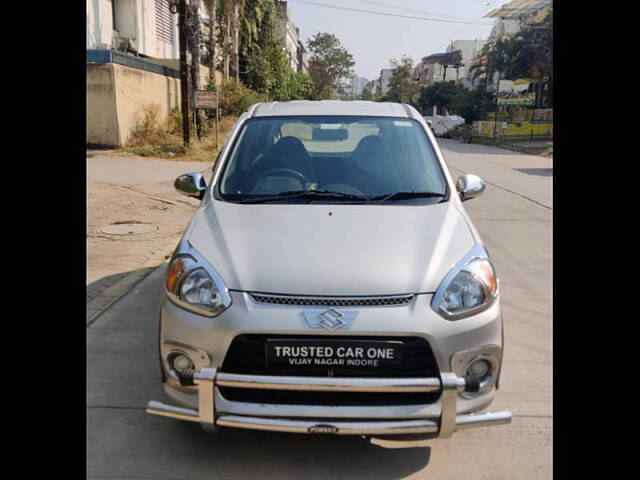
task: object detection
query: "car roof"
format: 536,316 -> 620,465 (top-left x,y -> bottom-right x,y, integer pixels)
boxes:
251,100 -> 412,118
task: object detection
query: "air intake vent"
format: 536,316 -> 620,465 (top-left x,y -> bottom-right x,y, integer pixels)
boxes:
249,293 -> 415,307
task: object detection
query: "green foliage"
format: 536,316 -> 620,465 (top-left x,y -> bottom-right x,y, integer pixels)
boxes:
417,82 -> 495,122
240,0 -> 279,93
468,8 -> 552,100
417,81 -> 459,114
358,84 -> 375,101
450,87 -> 496,123
238,0 -> 314,102
488,35 -> 531,81
381,56 -> 419,104
307,33 -> 355,99
517,9 -> 552,80
219,81 -> 268,116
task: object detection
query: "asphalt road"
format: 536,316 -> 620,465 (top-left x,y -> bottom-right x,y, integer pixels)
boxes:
87,139 -> 552,479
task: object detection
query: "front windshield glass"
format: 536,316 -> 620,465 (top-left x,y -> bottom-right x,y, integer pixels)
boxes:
218,116 -> 447,203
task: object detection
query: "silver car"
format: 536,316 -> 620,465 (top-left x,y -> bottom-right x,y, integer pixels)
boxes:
147,100 -> 512,438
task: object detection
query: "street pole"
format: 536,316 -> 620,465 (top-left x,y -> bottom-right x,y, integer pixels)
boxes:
189,0 -> 203,139
215,86 -> 219,149
493,73 -> 501,143
178,0 -> 190,146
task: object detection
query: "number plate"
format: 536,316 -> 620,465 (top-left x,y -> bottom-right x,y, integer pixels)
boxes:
265,339 -> 403,369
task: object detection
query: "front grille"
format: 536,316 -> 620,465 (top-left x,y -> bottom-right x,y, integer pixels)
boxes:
219,334 -> 441,406
249,293 -> 415,307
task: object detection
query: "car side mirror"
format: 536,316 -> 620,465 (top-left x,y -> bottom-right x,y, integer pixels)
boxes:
175,172 -> 207,199
456,174 -> 485,201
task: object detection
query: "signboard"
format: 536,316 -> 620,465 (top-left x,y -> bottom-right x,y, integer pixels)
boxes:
423,50 -> 462,66
497,79 -> 535,106
194,90 -> 217,109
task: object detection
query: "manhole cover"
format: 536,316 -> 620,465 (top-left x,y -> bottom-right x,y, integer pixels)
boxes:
99,223 -> 158,236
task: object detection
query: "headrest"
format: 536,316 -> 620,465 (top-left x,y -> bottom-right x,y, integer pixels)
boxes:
352,135 -> 397,184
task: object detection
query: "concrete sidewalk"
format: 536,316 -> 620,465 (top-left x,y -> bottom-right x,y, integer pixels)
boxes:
87,151 -> 211,323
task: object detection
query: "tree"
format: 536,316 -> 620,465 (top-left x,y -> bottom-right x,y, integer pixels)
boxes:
203,0 -> 217,85
238,0 -> 312,101
307,33 -> 355,99
417,81 -> 458,115
517,8 -> 552,106
239,0 -> 280,93
469,43 -> 492,89
450,86 -> 496,123
488,35 -> 530,82
358,84 -> 375,101
382,56 -> 419,104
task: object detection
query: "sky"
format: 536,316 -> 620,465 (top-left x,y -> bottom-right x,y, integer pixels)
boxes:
286,0 -> 511,80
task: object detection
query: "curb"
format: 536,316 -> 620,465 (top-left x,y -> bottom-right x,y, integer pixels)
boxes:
86,264 -> 162,327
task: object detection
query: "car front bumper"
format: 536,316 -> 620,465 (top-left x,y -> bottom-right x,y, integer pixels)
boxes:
147,291 -> 511,437
147,369 -> 512,436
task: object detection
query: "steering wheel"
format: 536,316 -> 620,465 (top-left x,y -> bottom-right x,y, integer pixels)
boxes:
260,168 -> 307,187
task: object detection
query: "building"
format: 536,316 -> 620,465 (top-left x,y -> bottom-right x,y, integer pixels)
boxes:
412,39 -> 486,89
445,40 -> 487,85
412,51 -> 460,86
296,39 -> 309,74
87,0 -> 179,61
348,76 -> 369,98
413,59 -> 436,87
363,79 -> 379,98
87,0 -> 216,147
482,0 -> 552,90
276,2 -> 308,74
378,68 -> 394,95
485,0 -> 552,42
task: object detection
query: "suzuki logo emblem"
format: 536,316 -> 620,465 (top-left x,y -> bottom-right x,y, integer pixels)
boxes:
319,309 -> 346,330
303,308 -> 358,331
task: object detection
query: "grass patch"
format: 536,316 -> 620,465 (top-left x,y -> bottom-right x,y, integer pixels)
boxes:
124,104 -> 238,163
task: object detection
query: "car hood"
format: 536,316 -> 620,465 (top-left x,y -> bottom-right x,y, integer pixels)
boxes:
187,199 -> 477,296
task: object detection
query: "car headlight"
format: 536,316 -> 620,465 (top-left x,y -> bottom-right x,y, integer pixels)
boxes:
431,244 -> 498,320
165,240 -> 232,317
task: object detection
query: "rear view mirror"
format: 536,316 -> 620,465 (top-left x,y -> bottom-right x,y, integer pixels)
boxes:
456,174 -> 485,201
175,172 -> 207,200
312,126 -> 348,141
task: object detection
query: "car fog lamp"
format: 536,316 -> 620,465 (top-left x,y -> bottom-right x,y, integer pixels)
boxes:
172,354 -> 193,373
469,359 -> 490,378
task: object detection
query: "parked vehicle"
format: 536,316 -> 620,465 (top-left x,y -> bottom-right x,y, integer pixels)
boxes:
451,124 -> 474,143
147,101 -> 512,438
423,114 -> 465,138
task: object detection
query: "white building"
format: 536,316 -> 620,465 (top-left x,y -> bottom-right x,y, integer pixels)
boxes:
485,0 -> 552,42
277,2 -> 308,73
86,0 -> 215,147
378,68 -> 393,95
412,39 -> 486,88
87,0 -> 182,61
445,40 -> 486,84
348,76 -> 369,98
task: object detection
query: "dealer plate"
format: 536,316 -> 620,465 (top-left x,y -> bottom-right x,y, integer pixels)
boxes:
265,339 -> 403,369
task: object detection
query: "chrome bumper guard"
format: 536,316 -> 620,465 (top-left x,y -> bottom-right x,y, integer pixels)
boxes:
146,369 -> 512,437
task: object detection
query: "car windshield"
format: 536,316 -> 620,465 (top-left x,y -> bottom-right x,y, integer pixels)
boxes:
218,116 -> 447,203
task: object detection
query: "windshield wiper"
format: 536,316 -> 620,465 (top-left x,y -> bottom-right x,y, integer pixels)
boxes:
235,189 -> 371,204
371,191 -> 447,203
